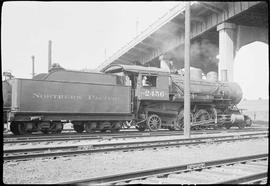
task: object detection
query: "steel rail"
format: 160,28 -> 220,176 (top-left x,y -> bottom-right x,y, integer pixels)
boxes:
215,172 -> 268,184
58,153 -> 268,185
4,131 -> 268,153
4,128 -> 267,144
4,132 -> 268,161
4,126 -> 266,139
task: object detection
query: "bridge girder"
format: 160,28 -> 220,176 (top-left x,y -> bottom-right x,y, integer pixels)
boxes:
98,1 -> 267,71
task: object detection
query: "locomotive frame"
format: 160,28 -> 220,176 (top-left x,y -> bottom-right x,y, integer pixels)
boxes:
3,64 -> 252,135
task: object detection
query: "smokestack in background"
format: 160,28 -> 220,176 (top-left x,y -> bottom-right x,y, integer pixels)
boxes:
31,56 -> 35,78
48,40 -> 52,72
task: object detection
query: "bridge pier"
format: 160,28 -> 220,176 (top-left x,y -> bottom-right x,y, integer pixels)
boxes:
217,22 -> 236,82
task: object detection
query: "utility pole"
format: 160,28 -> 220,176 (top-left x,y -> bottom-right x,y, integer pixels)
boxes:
184,2 -> 191,138
31,56 -> 35,78
48,40 -> 52,72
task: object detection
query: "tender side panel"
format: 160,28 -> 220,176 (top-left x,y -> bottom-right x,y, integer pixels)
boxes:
16,79 -> 131,114
45,71 -> 117,85
2,81 -> 12,108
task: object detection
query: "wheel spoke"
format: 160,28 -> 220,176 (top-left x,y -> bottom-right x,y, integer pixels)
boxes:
147,114 -> 161,131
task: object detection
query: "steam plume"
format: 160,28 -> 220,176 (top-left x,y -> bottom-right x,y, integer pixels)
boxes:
166,39 -> 219,73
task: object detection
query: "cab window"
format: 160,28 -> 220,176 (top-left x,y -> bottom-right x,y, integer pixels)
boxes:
142,75 -> 157,87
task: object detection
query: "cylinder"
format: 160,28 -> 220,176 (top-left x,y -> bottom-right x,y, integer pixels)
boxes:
206,71 -> 218,82
231,114 -> 244,124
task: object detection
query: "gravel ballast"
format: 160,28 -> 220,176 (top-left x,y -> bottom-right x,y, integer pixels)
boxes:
3,138 -> 268,184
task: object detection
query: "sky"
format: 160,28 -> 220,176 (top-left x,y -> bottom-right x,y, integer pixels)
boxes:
1,1 -> 269,100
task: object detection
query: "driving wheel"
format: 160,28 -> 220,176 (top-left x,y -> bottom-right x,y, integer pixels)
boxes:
147,114 -> 161,131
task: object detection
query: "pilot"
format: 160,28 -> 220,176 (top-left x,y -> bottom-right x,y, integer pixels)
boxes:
142,76 -> 150,86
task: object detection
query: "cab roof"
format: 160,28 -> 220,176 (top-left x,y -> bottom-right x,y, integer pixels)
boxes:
103,64 -> 170,75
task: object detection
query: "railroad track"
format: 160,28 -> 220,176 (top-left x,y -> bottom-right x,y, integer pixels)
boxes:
4,132 -> 268,161
4,127 -> 268,144
59,153 -> 268,184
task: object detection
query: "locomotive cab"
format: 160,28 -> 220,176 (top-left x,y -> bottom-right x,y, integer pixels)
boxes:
104,64 -> 170,101
104,64 -> 172,131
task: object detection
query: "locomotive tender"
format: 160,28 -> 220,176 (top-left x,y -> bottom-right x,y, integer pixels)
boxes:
2,64 -> 252,135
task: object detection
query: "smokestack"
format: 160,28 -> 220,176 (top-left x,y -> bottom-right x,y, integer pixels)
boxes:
31,56 -> 35,78
48,40 -> 52,72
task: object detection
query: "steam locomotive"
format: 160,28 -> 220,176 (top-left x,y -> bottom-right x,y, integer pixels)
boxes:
2,64 -> 252,135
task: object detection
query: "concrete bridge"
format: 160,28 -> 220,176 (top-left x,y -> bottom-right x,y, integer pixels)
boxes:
97,1 -> 268,82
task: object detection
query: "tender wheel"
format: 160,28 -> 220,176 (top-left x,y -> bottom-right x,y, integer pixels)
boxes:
111,122 -> 122,132
225,124 -> 231,129
51,122 -> 63,134
16,123 -> 27,135
73,123 -> 84,133
99,122 -> 110,132
85,122 -> 96,133
52,130 -> 62,134
147,114 -> 161,131
10,122 -> 20,135
41,129 -> 49,134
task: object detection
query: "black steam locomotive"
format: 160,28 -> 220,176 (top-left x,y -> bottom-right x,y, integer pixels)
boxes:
2,64 -> 252,135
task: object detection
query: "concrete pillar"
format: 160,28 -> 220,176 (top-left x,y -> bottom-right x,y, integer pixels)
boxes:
217,23 -> 236,82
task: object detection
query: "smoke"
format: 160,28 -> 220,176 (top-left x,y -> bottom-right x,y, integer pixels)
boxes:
166,39 -> 219,73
